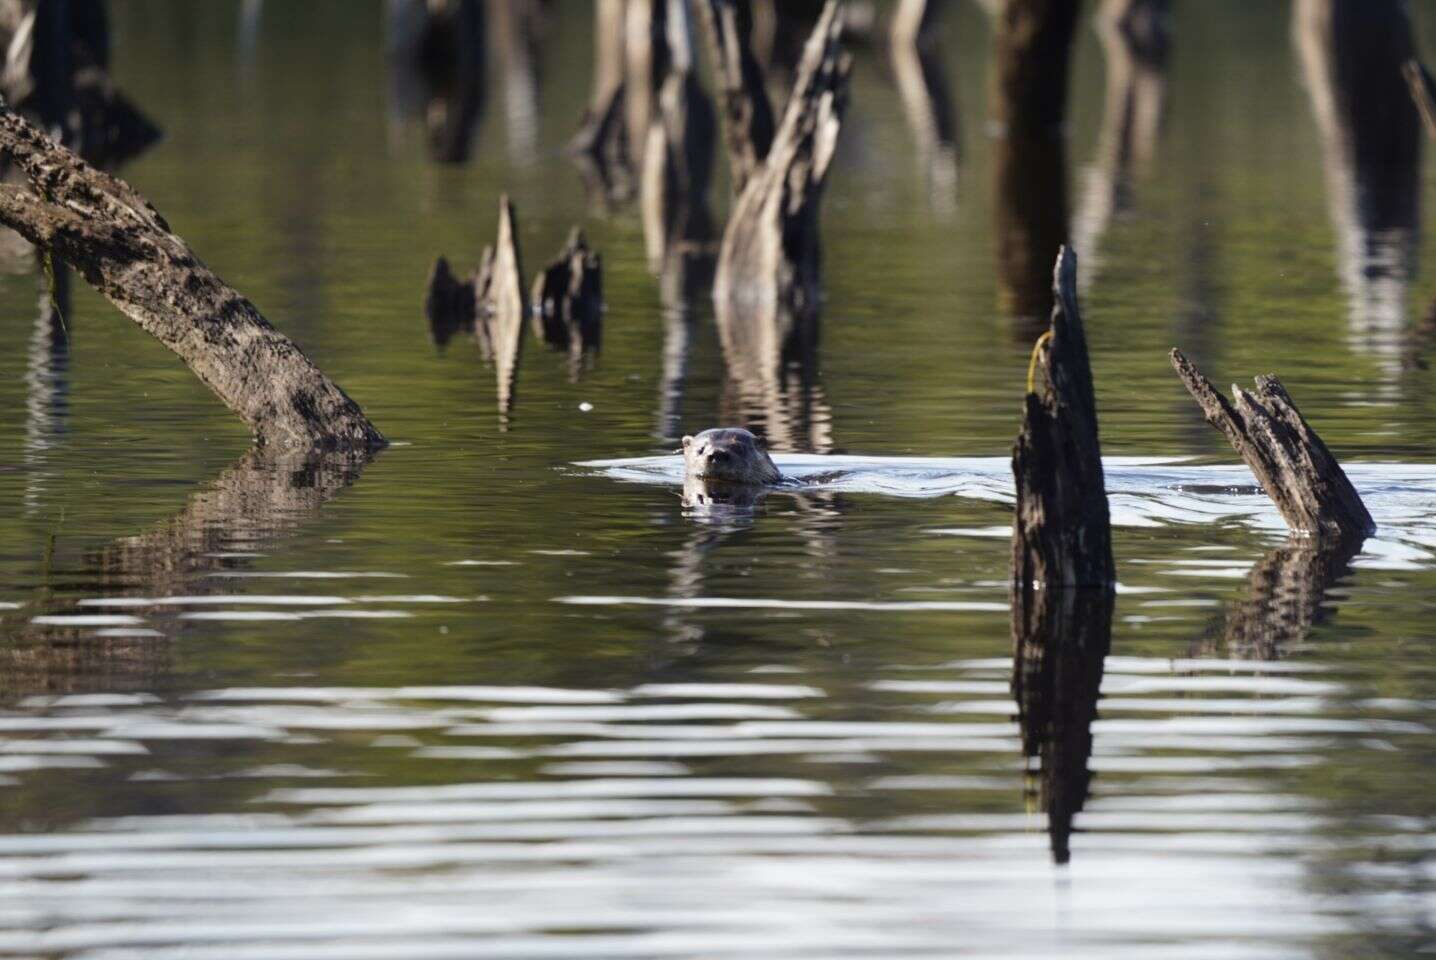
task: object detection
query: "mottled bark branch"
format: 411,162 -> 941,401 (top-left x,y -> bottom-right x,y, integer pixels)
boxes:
1169,349 -> 1374,539
0,103 -> 383,451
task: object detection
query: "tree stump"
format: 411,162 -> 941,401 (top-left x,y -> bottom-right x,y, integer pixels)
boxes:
1169,349 -> 1375,540
1011,247 -> 1115,591
0,98 -> 384,451
532,226 -> 604,372
423,255 -> 477,348
475,195 -> 527,417
712,0 -> 850,368
697,0 -> 775,195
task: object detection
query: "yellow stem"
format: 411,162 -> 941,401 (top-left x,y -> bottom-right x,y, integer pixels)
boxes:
1026,329 -> 1053,395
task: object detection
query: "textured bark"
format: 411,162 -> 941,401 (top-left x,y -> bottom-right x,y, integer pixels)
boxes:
1012,581 -> 1111,865
697,0 -> 775,194
990,0 -> 1079,329
0,104 -> 384,451
713,1 -> 849,370
1011,247 -> 1114,591
532,226 -> 604,373
1169,350 -> 1375,539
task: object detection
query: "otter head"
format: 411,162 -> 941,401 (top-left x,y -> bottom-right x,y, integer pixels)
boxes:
681,428 -> 782,485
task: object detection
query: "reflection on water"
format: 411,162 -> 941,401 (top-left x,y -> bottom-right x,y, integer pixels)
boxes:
3,2 -> 1436,958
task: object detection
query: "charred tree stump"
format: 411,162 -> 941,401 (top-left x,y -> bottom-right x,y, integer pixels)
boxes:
1170,350 -> 1374,539
1214,537 -> 1362,661
423,255 -> 477,348
1011,247 -> 1115,591
1012,583 -> 1111,864
698,0 -> 775,195
532,226 -> 603,373
0,100 -> 383,451
712,0 -> 850,366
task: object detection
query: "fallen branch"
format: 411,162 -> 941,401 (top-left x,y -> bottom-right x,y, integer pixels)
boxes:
1011,247 -> 1115,591
0,98 -> 383,451
1169,349 -> 1374,539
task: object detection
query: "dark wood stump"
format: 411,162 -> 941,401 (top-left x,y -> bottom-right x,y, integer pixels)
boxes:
532,226 -> 604,374
1169,349 -> 1375,540
1011,247 -> 1115,591
697,0 -> 775,195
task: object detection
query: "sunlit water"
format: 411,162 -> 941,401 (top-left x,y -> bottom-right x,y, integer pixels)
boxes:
2,2 -> 1436,958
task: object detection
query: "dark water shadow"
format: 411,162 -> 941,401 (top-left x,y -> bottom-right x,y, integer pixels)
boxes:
1012,584 -> 1113,865
2,447 -> 376,698
386,0 -> 488,164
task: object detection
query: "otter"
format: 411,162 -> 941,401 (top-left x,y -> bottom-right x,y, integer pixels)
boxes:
681,427 -> 784,485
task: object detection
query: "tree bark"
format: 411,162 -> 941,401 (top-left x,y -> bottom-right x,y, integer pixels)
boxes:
1169,349 -> 1375,540
1011,247 -> 1114,591
0,102 -> 384,451
712,0 -> 849,367
697,0 -> 775,195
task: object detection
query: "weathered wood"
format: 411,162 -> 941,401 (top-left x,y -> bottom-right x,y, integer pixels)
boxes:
475,195 -> 527,417
697,0 -> 775,194
889,0 -> 958,203
1011,247 -> 1114,591
1169,349 -> 1375,539
1403,59 -> 1436,141
532,226 -> 604,371
0,100 -> 384,451
713,0 -> 850,363
1012,581 -> 1111,864
423,254 -> 476,348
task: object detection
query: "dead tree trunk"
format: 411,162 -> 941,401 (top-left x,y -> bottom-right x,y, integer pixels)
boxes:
712,0 -> 850,366
1011,247 -> 1114,591
698,0 -> 775,195
890,0 -> 959,206
1404,59 -> 1436,141
532,226 -> 603,375
640,0 -> 717,274
1169,349 -> 1375,539
475,195 -> 527,418
0,102 -> 384,451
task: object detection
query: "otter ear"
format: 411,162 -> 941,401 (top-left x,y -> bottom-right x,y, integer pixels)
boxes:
681,435 -> 694,450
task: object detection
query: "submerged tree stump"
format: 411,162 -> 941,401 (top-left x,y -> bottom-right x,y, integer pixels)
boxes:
712,0 -> 850,364
532,226 -> 604,369
1169,350 -> 1374,539
424,255 -> 477,348
697,0 -> 775,195
0,99 -> 383,451
1011,247 -> 1115,591
475,196 -> 527,416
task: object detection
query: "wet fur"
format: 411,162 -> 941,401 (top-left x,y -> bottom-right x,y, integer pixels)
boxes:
681,427 -> 783,485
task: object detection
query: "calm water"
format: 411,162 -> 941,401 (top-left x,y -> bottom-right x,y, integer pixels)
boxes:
3,2 -> 1436,957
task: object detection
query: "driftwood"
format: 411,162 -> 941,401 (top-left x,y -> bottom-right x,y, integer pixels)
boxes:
532,226 -> 604,371
0,99 -> 384,452
712,1 -> 850,366
990,0 -> 1079,328
1169,349 -> 1374,539
1012,583 -> 1111,864
697,0 -> 775,195
1011,248 -> 1115,591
